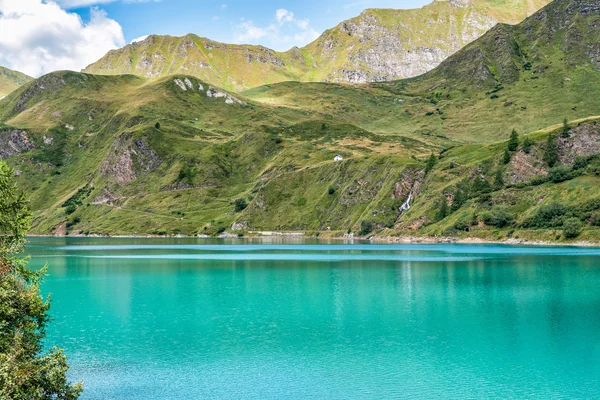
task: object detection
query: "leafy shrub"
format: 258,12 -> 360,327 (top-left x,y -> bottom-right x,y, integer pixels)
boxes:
65,204 -> 77,215
178,163 -> 198,185
480,207 -> 513,228
155,122 -> 161,130
524,202 -> 568,228
548,166 -> 573,183
62,186 -> 92,215
328,186 -> 336,195
573,156 -> 589,170
424,153 -> 437,174
454,218 -> 470,231
563,218 -> 582,239
359,220 -> 374,236
234,198 -> 248,212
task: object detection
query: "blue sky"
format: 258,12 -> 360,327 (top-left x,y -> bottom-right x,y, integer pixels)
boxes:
67,0 -> 432,49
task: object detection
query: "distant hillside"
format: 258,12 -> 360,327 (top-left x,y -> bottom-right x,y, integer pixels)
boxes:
83,0 -> 550,91
3,0 -> 600,243
0,66 -> 33,98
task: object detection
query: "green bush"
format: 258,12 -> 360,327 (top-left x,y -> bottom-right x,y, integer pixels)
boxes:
178,163 -> 198,186
524,202 -> 568,228
563,218 -> 582,239
480,207 -> 513,228
234,198 -> 248,212
424,153 -> 437,174
328,186 -> 336,195
573,156 -> 589,170
454,218 -> 470,231
522,137 -> 534,154
359,220 -> 374,236
548,166 -> 573,183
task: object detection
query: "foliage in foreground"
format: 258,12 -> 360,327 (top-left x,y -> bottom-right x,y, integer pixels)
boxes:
0,162 -> 82,399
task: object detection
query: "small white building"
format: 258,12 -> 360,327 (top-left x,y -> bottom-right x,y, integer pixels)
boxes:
334,155 -> 343,162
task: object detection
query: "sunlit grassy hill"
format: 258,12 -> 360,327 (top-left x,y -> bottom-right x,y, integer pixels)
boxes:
0,66 -> 32,98
83,0 -> 550,90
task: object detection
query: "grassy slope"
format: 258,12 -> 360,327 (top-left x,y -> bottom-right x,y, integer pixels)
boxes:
0,66 -> 33,98
83,0 -> 549,91
245,0 -> 600,144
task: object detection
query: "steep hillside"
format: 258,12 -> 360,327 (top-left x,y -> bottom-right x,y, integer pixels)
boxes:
0,66 -> 33,98
83,0 -> 549,91
246,0 -> 600,143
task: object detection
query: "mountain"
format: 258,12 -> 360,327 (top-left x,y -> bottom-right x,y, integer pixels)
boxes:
2,0 -> 600,243
0,66 -> 33,98
83,0 -> 550,91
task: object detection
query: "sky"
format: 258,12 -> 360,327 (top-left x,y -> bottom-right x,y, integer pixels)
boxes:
0,0 -> 432,77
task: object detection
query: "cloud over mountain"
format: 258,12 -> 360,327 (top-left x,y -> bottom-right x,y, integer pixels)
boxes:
0,0 -> 125,76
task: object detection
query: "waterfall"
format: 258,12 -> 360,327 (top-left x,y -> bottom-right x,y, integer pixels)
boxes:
399,189 -> 412,213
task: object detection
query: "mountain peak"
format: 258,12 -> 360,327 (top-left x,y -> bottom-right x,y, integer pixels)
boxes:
83,0 -> 551,91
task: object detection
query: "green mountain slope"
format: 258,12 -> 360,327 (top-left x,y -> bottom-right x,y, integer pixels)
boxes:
0,66 -> 33,98
83,0 -> 549,91
2,0 -> 600,243
245,0 -> 600,143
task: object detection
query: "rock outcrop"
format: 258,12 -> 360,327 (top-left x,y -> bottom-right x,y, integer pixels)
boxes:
0,129 -> 35,159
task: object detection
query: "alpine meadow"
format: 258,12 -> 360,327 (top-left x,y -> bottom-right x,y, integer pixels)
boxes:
3,0 -> 600,398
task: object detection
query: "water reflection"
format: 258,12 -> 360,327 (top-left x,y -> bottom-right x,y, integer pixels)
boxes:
25,238 -> 600,399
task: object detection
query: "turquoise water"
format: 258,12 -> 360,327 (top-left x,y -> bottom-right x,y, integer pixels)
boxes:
27,237 -> 600,399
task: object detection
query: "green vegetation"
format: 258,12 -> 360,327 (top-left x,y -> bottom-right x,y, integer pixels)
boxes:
83,0 -> 549,91
0,162 -> 82,398
508,130 -> 519,152
563,218 -> 582,238
358,220 -> 374,236
0,66 -> 33,98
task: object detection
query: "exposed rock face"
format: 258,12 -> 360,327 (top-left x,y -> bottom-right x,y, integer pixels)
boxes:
100,134 -> 160,183
506,150 -> 548,185
0,129 -> 35,159
558,121 -> 600,164
83,0 -> 550,90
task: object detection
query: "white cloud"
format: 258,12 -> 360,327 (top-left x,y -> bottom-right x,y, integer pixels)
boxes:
234,9 -> 320,50
130,34 -> 149,44
275,9 -> 294,24
55,0 -> 160,7
0,0 -> 126,77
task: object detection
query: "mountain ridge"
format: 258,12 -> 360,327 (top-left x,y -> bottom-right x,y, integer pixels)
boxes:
0,66 -> 33,99
84,0 -> 551,91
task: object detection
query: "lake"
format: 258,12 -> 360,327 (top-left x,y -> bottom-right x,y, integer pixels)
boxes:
27,237 -> 600,399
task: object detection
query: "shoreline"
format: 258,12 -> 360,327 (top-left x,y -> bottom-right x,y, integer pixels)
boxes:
27,232 -> 600,247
